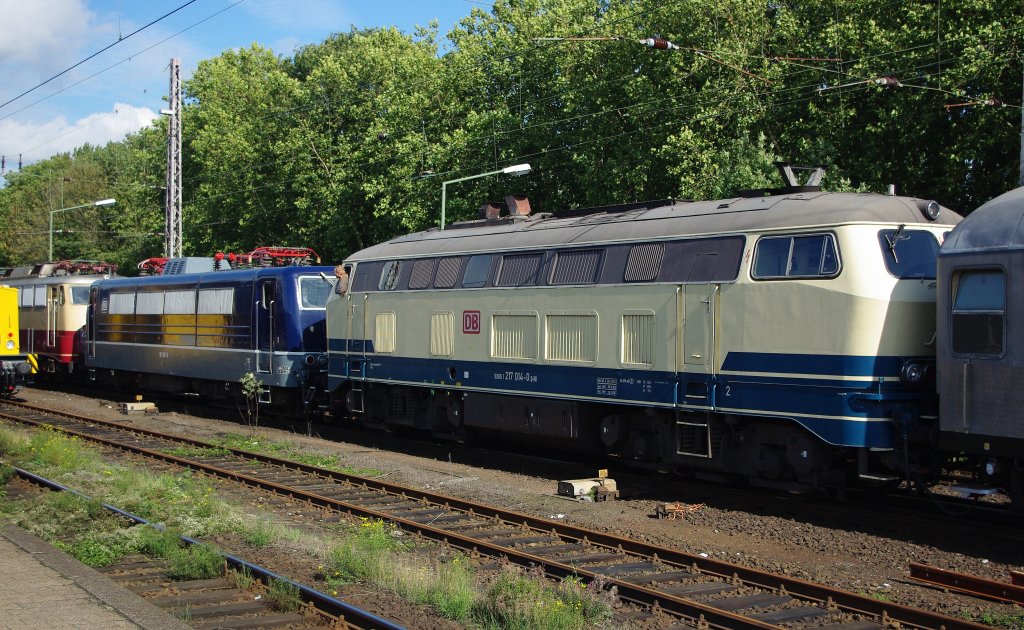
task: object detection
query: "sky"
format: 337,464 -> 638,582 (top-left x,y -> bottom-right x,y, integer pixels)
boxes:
0,0 -> 477,174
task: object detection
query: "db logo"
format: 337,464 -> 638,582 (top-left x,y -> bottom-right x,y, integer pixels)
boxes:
462,310 -> 481,334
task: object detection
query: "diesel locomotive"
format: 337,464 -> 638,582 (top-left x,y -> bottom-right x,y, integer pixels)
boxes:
325,186 -> 961,493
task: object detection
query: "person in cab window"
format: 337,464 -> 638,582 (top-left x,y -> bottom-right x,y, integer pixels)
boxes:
334,264 -> 349,295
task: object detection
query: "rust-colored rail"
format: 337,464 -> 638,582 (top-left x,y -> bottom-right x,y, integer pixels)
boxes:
910,562 -> 1024,605
0,399 -> 994,630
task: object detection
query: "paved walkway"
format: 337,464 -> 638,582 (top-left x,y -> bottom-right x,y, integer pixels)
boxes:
0,525 -> 190,630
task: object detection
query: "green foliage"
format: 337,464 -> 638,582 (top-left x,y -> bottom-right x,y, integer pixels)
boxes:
0,426 -> 29,456
2,0 -> 1022,268
166,541 -> 224,580
265,578 -> 303,612
27,429 -> 100,473
472,572 -> 611,630
243,519 -> 276,547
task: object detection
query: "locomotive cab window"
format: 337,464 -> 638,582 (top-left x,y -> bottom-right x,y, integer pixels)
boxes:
752,234 -> 839,279
299,276 -> 335,309
877,228 -> 939,279
952,269 -> 1005,355
70,286 -> 91,304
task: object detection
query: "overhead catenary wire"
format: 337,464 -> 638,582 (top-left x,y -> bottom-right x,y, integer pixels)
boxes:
0,0 -> 202,112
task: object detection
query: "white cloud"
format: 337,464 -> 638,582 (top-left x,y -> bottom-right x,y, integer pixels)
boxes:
0,0 -> 98,71
0,103 -> 158,166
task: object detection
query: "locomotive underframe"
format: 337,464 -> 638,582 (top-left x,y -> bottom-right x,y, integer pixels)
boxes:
337,381 -> 921,493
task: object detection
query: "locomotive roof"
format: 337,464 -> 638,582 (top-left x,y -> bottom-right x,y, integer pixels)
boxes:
348,191 -> 960,261
941,186 -> 1024,253
0,275 -> 106,287
95,265 -> 334,289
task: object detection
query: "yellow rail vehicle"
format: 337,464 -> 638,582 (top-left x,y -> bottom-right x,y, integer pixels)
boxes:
1,285 -> 33,397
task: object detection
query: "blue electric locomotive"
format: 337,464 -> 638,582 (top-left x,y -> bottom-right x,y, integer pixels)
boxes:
87,264 -> 336,413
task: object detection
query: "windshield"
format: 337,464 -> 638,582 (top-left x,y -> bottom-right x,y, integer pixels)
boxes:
299,276 -> 336,309
70,286 -> 91,304
877,229 -> 939,279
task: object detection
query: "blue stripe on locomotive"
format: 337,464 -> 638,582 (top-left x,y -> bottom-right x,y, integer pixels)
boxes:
328,340 -> 932,449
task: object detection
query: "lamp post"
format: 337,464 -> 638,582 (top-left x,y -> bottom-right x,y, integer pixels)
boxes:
49,198 -> 116,261
440,163 -> 531,229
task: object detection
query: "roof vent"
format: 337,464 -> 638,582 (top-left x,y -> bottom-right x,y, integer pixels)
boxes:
479,202 -> 501,220
162,257 -> 232,275
505,194 -> 531,217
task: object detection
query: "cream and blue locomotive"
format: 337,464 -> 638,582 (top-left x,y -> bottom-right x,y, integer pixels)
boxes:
326,186 -> 960,492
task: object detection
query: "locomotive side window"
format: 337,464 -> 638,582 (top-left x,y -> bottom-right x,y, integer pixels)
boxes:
462,254 -> 492,288
952,269 -> 1005,355
378,261 -> 402,291
408,259 -> 436,290
550,249 -> 602,285
298,277 -> 334,309
877,228 -> 938,279
624,243 -> 664,282
752,234 -> 839,279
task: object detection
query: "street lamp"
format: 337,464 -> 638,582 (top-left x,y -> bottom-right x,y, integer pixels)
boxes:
49,198 -> 116,261
440,163 -> 531,230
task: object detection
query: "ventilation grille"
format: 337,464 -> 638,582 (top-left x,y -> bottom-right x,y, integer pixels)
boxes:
546,314 -> 597,362
622,313 -> 656,365
497,253 -> 542,287
624,243 -> 664,282
375,312 -> 396,353
551,250 -> 601,285
409,259 -> 435,289
431,312 -> 454,357
434,257 -> 463,288
198,288 -> 233,315
109,292 -> 136,315
136,292 -> 164,315
165,290 -> 196,314
491,313 -> 537,359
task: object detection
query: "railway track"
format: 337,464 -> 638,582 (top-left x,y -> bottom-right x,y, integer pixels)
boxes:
0,398 -> 993,630
3,468 -> 403,630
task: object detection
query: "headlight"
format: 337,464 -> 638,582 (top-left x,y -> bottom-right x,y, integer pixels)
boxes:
917,199 -> 941,221
4,340 -> 14,351
900,361 -> 923,383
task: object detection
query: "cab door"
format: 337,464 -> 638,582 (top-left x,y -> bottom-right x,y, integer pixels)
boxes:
46,285 -> 60,347
255,278 -> 277,374
676,283 -> 719,458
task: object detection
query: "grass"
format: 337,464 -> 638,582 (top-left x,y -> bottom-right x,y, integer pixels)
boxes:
320,519 -> 612,629
265,578 -> 303,612
243,518 -> 276,547
974,611 -> 1024,629
216,433 -> 383,476
1,423 -> 613,629
232,566 -> 255,590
